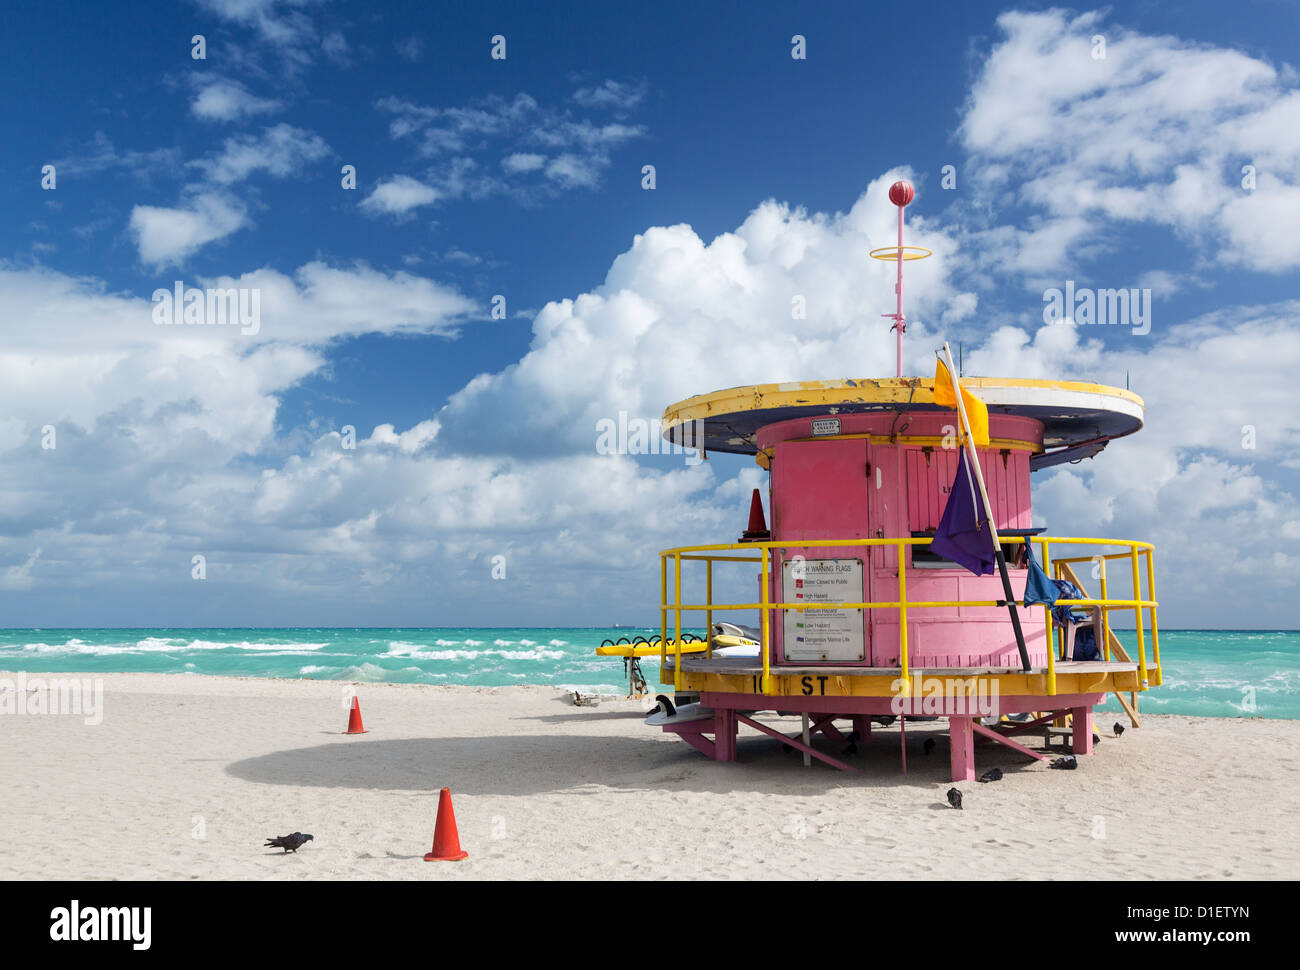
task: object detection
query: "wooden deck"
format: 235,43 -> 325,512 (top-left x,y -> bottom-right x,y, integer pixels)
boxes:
662,655 -> 1137,677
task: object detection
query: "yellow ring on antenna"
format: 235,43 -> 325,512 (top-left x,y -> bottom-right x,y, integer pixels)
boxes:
868,245 -> 933,261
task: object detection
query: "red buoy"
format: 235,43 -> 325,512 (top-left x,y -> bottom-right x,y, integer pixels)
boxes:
888,180 -> 914,207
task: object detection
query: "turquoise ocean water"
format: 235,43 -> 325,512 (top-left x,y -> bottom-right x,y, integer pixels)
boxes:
1,628 -> 1296,719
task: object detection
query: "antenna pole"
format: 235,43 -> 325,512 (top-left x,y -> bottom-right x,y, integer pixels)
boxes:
872,181 -> 922,377
894,202 -> 905,378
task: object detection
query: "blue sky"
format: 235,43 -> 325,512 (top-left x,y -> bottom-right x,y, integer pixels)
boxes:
2,0 -> 1300,627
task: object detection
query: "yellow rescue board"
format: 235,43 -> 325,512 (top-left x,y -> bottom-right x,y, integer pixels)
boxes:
595,640 -> 711,658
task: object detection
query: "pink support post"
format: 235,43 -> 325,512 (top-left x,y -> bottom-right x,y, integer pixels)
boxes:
663,710 -> 739,763
665,725 -> 715,760
720,708 -> 738,761
1072,706 -> 1094,755
949,716 -> 975,782
852,715 -> 872,743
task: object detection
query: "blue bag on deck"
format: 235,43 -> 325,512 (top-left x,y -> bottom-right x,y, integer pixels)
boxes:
1050,579 -> 1086,629
1072,625 -> 1101,661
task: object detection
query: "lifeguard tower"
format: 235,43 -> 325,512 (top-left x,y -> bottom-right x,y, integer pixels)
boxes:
645,181 -> 1161,782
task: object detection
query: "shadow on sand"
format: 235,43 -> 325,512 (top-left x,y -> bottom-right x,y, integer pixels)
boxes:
226,721 -> 1043,796
518,710 -> 656,723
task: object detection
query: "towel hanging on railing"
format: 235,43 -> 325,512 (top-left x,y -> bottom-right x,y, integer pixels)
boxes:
1021,543 -> 1058,608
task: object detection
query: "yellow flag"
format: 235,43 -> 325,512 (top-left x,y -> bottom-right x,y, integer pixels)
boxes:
934,357 -> 990,447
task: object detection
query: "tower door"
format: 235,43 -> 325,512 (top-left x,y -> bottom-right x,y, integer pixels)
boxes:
770,438 -> 871,665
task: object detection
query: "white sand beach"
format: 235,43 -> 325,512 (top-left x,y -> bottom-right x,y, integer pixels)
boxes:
2,672 -> 1295,880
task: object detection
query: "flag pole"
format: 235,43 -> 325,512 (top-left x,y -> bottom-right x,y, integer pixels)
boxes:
941,341 -> 1032,672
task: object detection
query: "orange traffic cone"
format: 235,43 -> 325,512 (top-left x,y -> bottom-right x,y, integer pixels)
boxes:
424,787 -> 469,861
741,488 -> 769,540
344,695 -> 368,735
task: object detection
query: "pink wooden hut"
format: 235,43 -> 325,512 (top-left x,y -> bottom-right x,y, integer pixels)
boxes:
647,184 -> 1161,781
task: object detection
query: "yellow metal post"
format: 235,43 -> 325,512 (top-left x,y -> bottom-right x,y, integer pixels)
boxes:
1130,547 -> 1148,688
1042,539 -> 1056,695
660,554 -> 667,672
706,558 -> 714,658
1146,548 -> 1160,684
760,544 -> 772,694
673,552 -> 683,691
1051,559 -> 1063,660
1098,557 -> 1111,661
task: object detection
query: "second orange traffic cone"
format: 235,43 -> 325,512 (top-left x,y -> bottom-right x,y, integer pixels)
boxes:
423,787 -> 469,861
741,488 -> 769,540
344,695 -> 368,735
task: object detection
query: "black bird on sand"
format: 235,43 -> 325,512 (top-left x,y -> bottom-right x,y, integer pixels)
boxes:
1093,733 -> 1101,745
978,767 -> 1003,783
1049,755 -> 1078,770
1114,722 -> 1125,737
923,738 -> 936,756
265,832 -> 314,853
946,787 -> 963,809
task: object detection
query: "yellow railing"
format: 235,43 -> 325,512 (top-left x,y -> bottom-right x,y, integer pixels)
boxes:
1053,548 -> 1160,690
658,536 -> 1158,697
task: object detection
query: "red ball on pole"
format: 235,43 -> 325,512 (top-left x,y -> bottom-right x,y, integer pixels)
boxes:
888,180 -> 914,207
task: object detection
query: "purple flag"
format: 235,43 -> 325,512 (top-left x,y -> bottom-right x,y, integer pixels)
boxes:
929,453 -> 996,575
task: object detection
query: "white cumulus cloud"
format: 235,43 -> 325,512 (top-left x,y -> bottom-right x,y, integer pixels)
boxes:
128,192 -> 249,267
189,76 -> 283,121
359,175 -> 441,217
960,8 -> 1300,273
